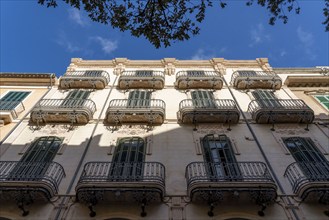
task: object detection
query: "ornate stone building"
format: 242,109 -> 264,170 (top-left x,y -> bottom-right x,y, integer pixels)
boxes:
0,58 -> 328,220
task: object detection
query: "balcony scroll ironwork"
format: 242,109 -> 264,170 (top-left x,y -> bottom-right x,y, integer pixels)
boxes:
59,70 -> 110,89
186,162 -> 277,216
247,99 -> 314,124
0,161 -> 65,215
178,99 -> 240,125
175,71 -> 223,90
105,99 -> 166,126
230,70 -> 282,90
284,162 -> 329,203
76,162 -> 165,217
30,99 -> 96,125
118,71 -> 165,89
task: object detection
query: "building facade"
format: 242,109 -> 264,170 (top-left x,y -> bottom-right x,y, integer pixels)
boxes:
0,58 -> 328,220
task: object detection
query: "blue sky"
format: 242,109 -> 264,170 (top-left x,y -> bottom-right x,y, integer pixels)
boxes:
1,0 -> 328,77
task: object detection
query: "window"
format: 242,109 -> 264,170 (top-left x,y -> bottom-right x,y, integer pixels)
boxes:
9,136 -> 62,177
283,137 -> 329,178
252,90 -> 281,108
314,95 -> 329,110
62,90 -> 91,107
191,90 -> 215,108
110,137 -> 145,180
187,70 -> 205,76
127,90 -> 151,107
135,70 -> 153,77
84,70 -> 103,77
0,91 -> 30,110
238,70 -> 257,77
202,134 -> 240,178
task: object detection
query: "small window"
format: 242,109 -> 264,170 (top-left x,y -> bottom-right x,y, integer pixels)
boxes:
252,90 -> 281,108
187,70 -> 205,76
0,91 -> 30,110
191,90 -> 215,108
135,70 -> 153,77
238,70 -> 257,77
314,95 -> 329,110
127,90 -> 151,107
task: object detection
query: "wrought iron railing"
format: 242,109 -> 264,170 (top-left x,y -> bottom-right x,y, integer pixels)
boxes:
78,162 -> 165,187
0,101 -> 25,119
230,71 -> 280,85
186,162 -> 274,188
107,99 -> 165,110
63,70 -> 110,84
121,70 -> 165,79
179,99 -> 238,110
0,161 -> 65,193
247,99 -> 313,115
176,71 -> 221,79
284,162 -> 329,194
33,99 -> 96,116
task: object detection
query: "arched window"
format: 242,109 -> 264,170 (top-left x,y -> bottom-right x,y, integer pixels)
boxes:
110,137 -> 145,180
202,134 -> 240,179
10,136 -> 62,177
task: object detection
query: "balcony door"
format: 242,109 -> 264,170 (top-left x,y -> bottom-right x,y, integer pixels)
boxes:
202,134 -> 240,180
135,70 -> 153,77
187,70 -> 205,77
62,90 -> 91,107
252,90 -> 281,108
127,90 -> 151,108
283,137 -> 329,179
109,137 -> 145,181
191,90 -> 215,108
9,136 -> 62,178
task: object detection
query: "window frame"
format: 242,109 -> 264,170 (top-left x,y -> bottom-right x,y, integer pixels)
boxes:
313,94 -> 329,111
0,91 -> 31,110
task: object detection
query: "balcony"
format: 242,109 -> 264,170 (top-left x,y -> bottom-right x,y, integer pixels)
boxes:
118,71 -> 165,89
30,99 -> 96,125
59,70 -> 110,89
105,99 -> 166,126
177,99 -> 240,124
0,161 -> 65,202
247,99 -> 314,124
175,71 -> 223,90
231,71 -> 282,90
284,162 -> 329,203
186,162 -> 277,216
0,101 -> 25,124
76,162 -> 165,217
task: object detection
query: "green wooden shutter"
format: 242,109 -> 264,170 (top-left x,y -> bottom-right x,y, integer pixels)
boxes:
191,90 -> 215,108
0,91 -> 30,110
127,90 -> 151,107
252,90 -> 280,108
314,95 -> 329,110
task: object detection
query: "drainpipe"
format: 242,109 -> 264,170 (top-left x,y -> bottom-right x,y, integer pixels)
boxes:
222,77 -> 300,220
0,73 -> 55,148
54,75 -> 118,220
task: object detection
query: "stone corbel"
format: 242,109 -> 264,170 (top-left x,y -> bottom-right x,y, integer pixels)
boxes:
256,58 -> 272,71
113,58 -> 128,75
162,58 -> 176,76
211,58 -> 226,75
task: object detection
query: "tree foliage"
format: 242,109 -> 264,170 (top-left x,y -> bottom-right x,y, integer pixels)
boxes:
38,0 -> 329,48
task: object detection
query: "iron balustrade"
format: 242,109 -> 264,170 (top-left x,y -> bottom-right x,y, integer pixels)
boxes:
230,70 -> 280,85
78,162 -> 165,187
33,99 -> 97,116
176,71 -> 221,79
247,99 -> 312,115
0,161 -> 65,193
0,101 -> 25,119
63,70 -> 110,84
284,162 -> 329,194
186,162 -> 274,188
179,99 -> 238,110
107,99 -> 165,110
120,70 -> 165,79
